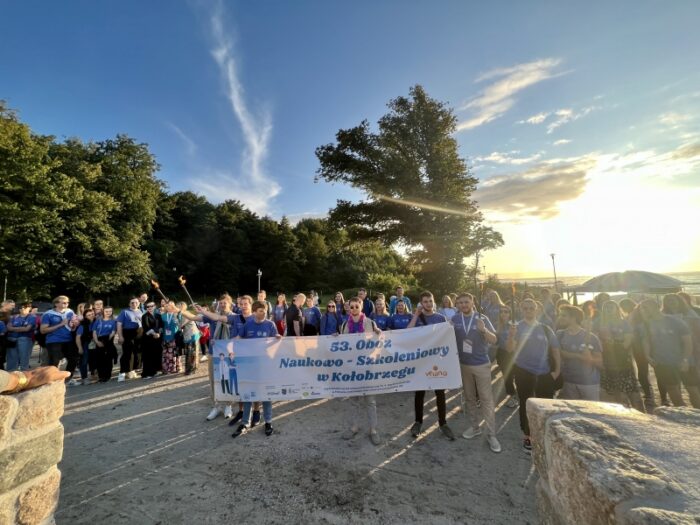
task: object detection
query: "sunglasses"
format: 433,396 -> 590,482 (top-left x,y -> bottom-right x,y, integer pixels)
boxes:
327,305 -> 336,309
349,305 -> 361,310
146,304 -> 156,308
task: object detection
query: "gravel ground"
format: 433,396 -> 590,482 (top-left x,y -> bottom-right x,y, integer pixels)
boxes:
55,362 -> 538,524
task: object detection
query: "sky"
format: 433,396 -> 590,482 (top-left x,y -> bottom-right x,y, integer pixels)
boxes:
2,0 -> 699,278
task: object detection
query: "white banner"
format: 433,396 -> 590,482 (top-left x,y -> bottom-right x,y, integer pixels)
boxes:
211,323 -> 461,402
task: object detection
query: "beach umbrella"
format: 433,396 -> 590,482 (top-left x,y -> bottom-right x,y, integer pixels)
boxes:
574,271 -> 683,293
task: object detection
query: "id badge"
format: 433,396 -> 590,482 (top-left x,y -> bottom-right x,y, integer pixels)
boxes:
165,329 -> 172,336
464,339 -> 473,354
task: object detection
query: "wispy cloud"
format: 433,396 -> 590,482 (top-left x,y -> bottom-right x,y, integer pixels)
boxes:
167,122 -> 197,156
473,150 -> 542,165
553,139 -> 571,146
518,106 -> 599,133
194,1 -> 280,214
456,58 -> 565,132
659,111 -> 692,129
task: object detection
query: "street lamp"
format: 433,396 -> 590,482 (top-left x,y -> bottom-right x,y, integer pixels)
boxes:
257,269 -> 262,293
550,254 -> 558,293
2,270 -> 7,302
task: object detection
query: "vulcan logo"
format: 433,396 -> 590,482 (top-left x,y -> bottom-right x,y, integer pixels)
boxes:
425,365 -> 447,378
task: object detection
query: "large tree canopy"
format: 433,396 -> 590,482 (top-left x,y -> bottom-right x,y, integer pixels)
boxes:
316,85 -> 502,293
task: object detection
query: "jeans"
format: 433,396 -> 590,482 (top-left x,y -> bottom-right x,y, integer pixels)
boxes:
242,401 -> 272,426
79,344 -> 90,379
9,338 -> 33,371
560,382 -> 600,401
460,363 -> 497,436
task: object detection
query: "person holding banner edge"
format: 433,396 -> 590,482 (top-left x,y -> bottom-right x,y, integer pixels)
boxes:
407,291 -> 455,441
340,296 -> 383,445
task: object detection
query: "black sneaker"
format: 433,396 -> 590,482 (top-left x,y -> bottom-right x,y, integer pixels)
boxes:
410,422 -> 422,438
264,423 -> 274,436
523,437 -> 532,454
251,410 -> 261,427
232,424 -> 248,438
228,411 -> 244,426
439,424 -> 455,441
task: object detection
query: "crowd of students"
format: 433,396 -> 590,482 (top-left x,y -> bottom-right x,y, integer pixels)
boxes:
0,284 -> 698,454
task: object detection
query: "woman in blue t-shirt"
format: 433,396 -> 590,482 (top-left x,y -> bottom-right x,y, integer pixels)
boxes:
370,298 -> 391,331
273,293 -> 287,335
6,302 -> 36,371
389,300 -> 412,330
320,302 -> 341,335
92,306 -> 117,382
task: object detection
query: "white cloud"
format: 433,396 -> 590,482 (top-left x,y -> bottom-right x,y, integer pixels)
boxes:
659,112 -> 692,129
517,105 -> 599,133
195,1 -> 280,214
167,122 -> 197,156
456,58 -> 565,131
473,150 -> 542,165
521,113 -> 549,124
553,139 -> 571,146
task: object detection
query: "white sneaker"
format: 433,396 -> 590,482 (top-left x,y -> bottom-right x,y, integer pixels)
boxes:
82,378 -> 91,386
200,355 -> 208,362
488,435 -> 502,453
206,407 -> 222,421
67,379 -> 80,386
224,406 -> 233,419
117,373 -> 126,382
462,426 -> 482,440
127,371 -> 138,379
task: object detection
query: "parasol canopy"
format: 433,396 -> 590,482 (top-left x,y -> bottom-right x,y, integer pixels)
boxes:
572,271 -> 684,294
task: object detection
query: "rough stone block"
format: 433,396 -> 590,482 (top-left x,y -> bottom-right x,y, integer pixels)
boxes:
0,488 -> 18,525
653,406 -> 700,426
545,416 -> 683,524
0,396 -> 18,446
12,381 -> 66,432
0,426 -> 63,493
16,467 -> 61,525
619,506 -> 700,524
535,478 -> 562,525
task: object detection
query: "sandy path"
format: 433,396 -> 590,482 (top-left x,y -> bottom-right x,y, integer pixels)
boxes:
55,363 -> 538,524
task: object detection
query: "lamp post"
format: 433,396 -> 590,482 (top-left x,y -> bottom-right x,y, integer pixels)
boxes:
257,269 -> 262,293
2,270 -> 7,302
550,253 -> 559,293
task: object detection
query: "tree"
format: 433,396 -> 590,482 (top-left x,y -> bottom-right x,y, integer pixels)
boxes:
315,85 -> 502,295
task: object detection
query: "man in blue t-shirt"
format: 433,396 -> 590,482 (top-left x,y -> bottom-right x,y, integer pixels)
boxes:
407,291 -> 454,441
40,295 -> 78,369
389,286 -> 412,315
507,298 -> 561,453
358,288 -> 375,317
232,301 -> 282,439
302,296 -> 321,336
557,305 -> 602,401
639,299 -> 699,408
451,293 -> 501,453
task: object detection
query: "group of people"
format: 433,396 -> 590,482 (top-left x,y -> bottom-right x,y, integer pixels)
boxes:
1,284 -> 698,454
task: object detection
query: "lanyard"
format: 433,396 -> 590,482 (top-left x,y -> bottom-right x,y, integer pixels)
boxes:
460,313 -> 476,335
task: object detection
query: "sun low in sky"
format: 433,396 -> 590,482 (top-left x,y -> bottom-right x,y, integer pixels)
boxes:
2,1 -> 698,277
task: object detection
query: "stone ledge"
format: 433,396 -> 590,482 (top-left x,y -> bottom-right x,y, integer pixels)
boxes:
528,399 -> 700,524
0,396 -> 19,447
12,381 -> 66,434
0,425 -> 64,493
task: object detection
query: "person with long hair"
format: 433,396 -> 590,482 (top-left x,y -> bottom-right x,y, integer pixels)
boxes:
273,293 -> 287,335
320,301 -> 341,335
661,294 -> 700,407
438,295 -> 457,320
597,301 -> 644,411
370,297 -> 391,330
389,300 -> 412,330
177,302 -> 200,375
495,307 -> 518,408
484,291 -> 506,325
92,306 -> 117,382
334,292 -> 345,314
141,301 -> 163,378
160,301 -> 181,376
75,308 -> 96,385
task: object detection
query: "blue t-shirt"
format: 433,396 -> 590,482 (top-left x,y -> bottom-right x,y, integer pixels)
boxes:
513,321 -> 559,375
639,315 -> 690,366
389,313 -> 413,330
371,313 -> 391,331
41,310 -> 75,343
8,314 -> 36,339
303,306 -> 321,330
557,329 -> 602,385
389,296 -> 412,315
414,312 -> 447,326
117,309 -> 143,330
362,298 -> 375,317
240,318 -> 278,339
92,318 -> 117,338
0,321 -> 6,336
451,312 -> 495,366
273,305 -> 287,322
321,313 -> 340,335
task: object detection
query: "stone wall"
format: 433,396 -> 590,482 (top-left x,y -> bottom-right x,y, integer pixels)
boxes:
528,399 -> 700,524
0,381 -> 66,525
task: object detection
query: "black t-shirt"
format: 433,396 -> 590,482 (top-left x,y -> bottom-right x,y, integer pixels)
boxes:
285,305 -> 303,336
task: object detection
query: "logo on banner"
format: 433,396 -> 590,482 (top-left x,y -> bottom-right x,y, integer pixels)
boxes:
425,365 -> 448,378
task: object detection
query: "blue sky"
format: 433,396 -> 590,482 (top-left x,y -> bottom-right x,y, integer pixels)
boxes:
2,1 -> 699,276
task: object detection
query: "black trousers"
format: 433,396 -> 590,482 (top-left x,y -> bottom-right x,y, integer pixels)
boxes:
46,342 -> 73,367
96,337 -> 117,382
414,390 -> 447,426
141,336 -> 162,377
632,343 -> 653,399
496,348 -> 516,396
513,365 -> 555,436
120,329 -> 141,373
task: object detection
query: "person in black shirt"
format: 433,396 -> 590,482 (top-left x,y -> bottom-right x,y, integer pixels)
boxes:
286,293 -> 305,337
